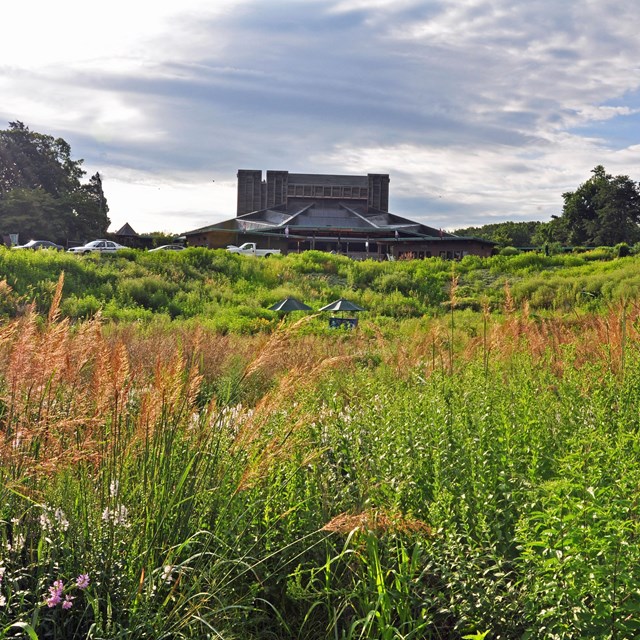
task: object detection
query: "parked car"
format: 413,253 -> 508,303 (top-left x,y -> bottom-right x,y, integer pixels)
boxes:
149,244 -> 185,252
67,240 -> 127,254
12,240 -> 64,250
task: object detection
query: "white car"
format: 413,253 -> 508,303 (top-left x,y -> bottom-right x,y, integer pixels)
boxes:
67,240 -> 127,254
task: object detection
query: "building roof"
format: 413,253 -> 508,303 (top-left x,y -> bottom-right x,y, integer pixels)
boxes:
185,200 -> 464,240
114,222 -> 138,236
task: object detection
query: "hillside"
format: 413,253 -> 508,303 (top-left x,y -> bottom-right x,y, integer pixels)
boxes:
0,246 -> 637,331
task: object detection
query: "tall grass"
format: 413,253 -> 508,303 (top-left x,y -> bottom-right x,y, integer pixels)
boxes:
3,275 -> 640,637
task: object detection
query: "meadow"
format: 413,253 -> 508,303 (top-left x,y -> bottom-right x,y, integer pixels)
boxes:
2,248 -> 640,638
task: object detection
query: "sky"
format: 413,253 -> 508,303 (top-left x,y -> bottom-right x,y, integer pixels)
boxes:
2,0 -> 640,235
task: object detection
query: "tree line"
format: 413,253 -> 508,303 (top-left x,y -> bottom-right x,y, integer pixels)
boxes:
456,165 -> 640,249
0,121 -> 110,245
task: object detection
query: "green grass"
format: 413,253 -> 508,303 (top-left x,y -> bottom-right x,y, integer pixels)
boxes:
3,252 -> 640,637
0,247 -> 638,331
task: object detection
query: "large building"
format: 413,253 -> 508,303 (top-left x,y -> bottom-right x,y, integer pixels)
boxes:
184,170 -> 495,259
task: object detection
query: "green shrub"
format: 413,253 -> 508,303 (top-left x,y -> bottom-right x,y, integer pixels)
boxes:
117,276 -> 179,312
60,294 -> 103,319
614,242 -> 631,258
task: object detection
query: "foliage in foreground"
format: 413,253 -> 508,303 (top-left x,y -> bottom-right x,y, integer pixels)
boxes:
3,278 -> 640,637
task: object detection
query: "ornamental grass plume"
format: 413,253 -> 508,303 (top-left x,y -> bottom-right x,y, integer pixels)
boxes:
0,272 -> 134,477
235,354 -> 356,492
133,347 -> 202,445
241,313 -> 319,381
47,269 -> 64,324
322,508 -> 432,536
503,280 -> 515,315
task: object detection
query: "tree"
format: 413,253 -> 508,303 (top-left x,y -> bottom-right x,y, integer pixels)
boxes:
0,121 -> 110,243
0,187 -> 64,240
454,221 -> 544,247
557,166 -> 640,246
65,172 -> 110,240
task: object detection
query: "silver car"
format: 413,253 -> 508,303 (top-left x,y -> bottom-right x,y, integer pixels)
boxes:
149,244 -> 185,252
13,240 -> 64,250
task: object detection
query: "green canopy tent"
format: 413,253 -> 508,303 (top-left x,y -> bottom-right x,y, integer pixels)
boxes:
319,298 -> 366,313
319,298 -> 365,328
268,297 -> 313,312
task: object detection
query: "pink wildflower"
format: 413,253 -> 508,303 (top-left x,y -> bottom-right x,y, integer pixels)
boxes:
62,595 -> 74,610
75,574 -> 90,589
46,594 -> 61,607
45,580 -> 64,607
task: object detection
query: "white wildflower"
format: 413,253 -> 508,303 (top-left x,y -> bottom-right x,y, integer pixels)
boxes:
102,504 -> 130,528
40,511 -> 52,531
162,565 -> 174,584
54,508 -> 69,531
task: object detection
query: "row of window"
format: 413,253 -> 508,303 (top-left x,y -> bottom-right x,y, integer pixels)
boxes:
287,184 -> 368,198
397,250 -> 469,260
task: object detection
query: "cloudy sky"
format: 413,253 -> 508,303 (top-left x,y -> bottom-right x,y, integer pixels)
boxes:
2,0 -> 640,234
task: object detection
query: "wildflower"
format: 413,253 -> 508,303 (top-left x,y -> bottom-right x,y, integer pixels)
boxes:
40,512 -> 52,531
46,580 -> 64,608
0,595 -> 6,607
76,574 -> 90,589
109,480 -> 119,497
162,565 -> 173,584
102,504 -> 130,527
62,595 -> 74,610
54,508 -> 69,531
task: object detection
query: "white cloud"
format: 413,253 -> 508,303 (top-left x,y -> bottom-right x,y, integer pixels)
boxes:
1,0 -> 249,70
321,128 -> 639,228
102,168 -> 236,234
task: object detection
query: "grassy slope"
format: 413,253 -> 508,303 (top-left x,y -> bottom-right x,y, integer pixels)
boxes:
0,246 -> 637,332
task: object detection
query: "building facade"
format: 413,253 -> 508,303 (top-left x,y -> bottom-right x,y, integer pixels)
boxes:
185,170 -> 494,259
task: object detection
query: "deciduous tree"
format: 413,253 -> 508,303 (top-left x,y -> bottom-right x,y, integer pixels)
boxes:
558,166 -> 640,246
0,121 -> 110,244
